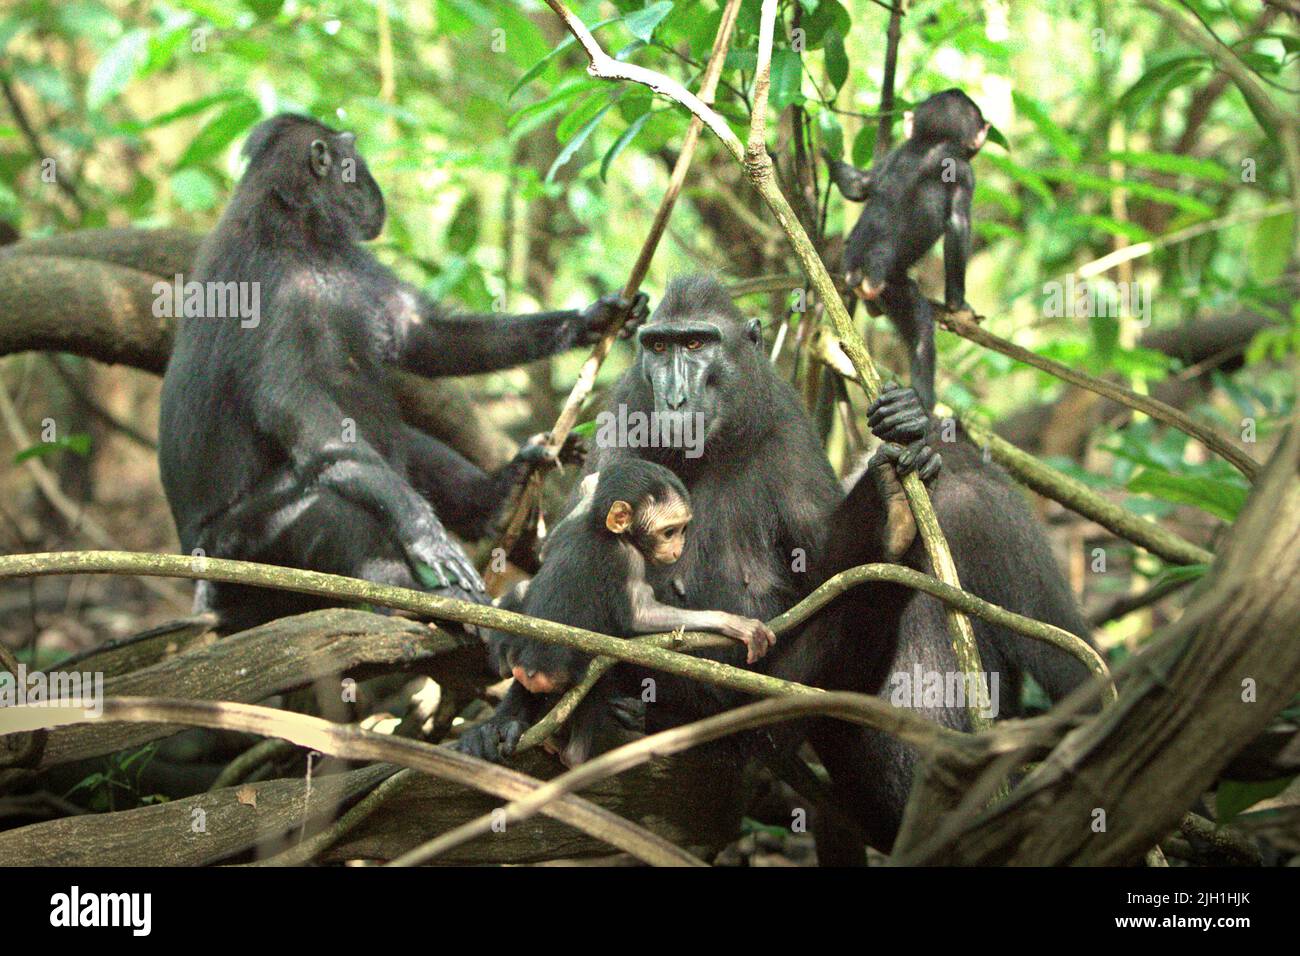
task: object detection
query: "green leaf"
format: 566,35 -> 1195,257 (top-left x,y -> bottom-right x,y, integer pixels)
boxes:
243,0 -> 285,19
982,154 -> 1053,204
1126,470 -> 1248,522
13,433 -> 92,464
601,111 -> 652,181
823,27 -> 848,92
571,420 -> 598,439
446,195 -> 481,255
1067,214 -> 1151,243
171,168 -> 219,211
117,91 -> 243,135
546,101 -> 617,183
1102,151 -> 1230,182
769,48 -> 803,110
851,125 -> 876,167
174,97 -> 261,169
817,109 -> 843,161
508,78 -> 595,131
802,0 -> 851,49
509,15 -> 620,99
1215,778 -> 1294,824
1118,55 -> 1207,117
1150,563 -> 1209,587
1038,167 -> 1215,217
86,29 -> 150,110
623,2 -> 673,43
1250,212 -> 1294,284
1011,91 -> 1080,163
557,91 -> 618,144
984,123 -> 1010,151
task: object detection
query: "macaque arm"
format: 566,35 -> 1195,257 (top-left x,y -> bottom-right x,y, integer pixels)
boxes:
626,582 -> 774,663
943,164 -> 974,309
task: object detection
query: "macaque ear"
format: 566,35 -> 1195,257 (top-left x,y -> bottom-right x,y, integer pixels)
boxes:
902,110 -> 915,139
605,500 -> 634,534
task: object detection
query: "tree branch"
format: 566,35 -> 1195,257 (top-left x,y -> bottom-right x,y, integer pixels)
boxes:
935,307 -> 1260,480
0,696 -> 701,867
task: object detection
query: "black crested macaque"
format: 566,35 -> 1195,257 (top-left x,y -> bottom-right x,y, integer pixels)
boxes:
488,275 -> 1092,862
158,114 -> 648,630
828,88 -> 989,410
458,459 -> 777,764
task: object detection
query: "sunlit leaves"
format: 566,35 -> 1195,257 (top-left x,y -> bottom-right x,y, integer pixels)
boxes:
601,111 -> 652,181
800,0 -> 851,49
769,49 -> 803,110
547,99 -> 618,183
817,109 -> 843,161
822,27 -> 848,92
623,1 -> 673,43
1011,91 -> 1080,164
1117,55 -> 1207,117
171,168 -> 219,211
14,433 -> 91,464
1126,470 -> 1247,522
86,29 -> 149,110
1102,151 -> 1229,183
1037,167 -> 1215,217
1250,212 -> 1294,284
174,96 -> 261,169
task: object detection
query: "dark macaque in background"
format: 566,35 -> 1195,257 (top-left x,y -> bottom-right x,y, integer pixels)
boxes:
158,113 -> 647,631
828,88 -> 990,410
473,275 -> 1092,862
459,459 -> 776,765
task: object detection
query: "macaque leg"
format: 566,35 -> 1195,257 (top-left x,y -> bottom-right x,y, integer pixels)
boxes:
881,279 -> 937,411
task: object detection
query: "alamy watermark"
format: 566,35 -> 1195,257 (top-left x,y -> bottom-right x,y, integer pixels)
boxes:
1042,276 -> 1151,327
153,274 -> 261,328
0,663 -> 103,717
889,665 -> 1000,720
594,404 -> 706,459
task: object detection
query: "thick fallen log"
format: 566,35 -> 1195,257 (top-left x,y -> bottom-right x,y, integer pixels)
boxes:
34,609 -> 481,770
53,614 -> 219,680
0,754 -> 738,866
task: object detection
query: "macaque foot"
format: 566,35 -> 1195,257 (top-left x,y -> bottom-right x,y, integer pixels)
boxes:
454,714 -> 528,762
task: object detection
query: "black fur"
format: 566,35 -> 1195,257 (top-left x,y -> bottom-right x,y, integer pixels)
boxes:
158,113 -> 647,630
571,275 -> 1091,860
833,89 -> 987,410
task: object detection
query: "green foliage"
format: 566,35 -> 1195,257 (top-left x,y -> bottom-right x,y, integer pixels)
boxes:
13,433 -> 92,464
0,0 -> 1291,561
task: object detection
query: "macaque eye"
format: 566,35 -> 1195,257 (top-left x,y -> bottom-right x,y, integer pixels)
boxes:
686,339 -> 703,350
652,340 -> 667,354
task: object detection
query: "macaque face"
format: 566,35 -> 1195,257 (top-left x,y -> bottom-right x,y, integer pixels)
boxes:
605,492 -> 692,564
645,508 -> 690,564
